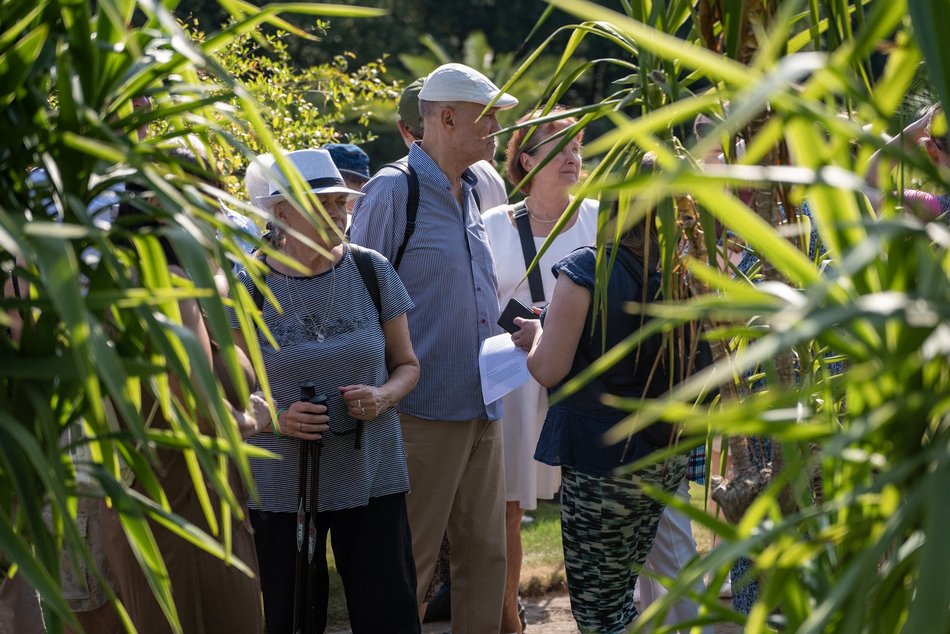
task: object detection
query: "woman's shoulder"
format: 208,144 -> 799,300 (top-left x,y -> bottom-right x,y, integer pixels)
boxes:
571,198 -> 600,240
553,246 -> 597,287
482,202 -> 516,225
346,242 -> 400,280
578,198 -> 601,214
346,242 -> 387,263
559,245 -> 597,266
481,203 -> 519,242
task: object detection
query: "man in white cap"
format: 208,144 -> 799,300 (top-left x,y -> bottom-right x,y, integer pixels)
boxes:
396,77 -> 508,212
350,63 -> 517,633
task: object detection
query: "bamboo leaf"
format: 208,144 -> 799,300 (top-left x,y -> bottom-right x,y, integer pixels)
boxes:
546,0 -> 757,87
0,25 -> 49,110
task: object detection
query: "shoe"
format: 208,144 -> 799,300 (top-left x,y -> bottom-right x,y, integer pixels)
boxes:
719,578 -> 733,598
518,594 -> 527,631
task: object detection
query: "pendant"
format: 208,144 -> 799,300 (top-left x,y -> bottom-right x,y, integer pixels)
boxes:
316,331 -> 325,343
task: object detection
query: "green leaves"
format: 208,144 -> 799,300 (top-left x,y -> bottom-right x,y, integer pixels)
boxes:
0,1 -> 387,631
523,1 -> 949,631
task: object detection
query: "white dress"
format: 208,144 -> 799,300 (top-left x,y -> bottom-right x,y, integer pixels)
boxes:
483,198 -> 599,509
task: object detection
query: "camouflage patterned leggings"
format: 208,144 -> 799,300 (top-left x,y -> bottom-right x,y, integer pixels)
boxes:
560,459 -> 686,634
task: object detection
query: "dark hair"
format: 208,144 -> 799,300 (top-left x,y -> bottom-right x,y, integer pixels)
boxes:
116,143 -> 221,267
504,107 -> 580,194
616,153 -> 660,271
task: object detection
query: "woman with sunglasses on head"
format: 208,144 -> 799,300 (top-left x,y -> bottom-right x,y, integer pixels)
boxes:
482,107 -> 598,633
866,103 -> 950,221
228,149 -> 420,634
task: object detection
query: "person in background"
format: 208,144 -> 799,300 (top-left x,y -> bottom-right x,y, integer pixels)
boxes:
482,106 -> 598,633
633,114 -> 736,631
0,96 -> 155,633
350,63 -> 518,634
397,76 -> 509,211
865,103 -> 950,220
638,445 -> 714,634
98,142 -> 266,634
513,163 -> 694,633
232,148 -> 420,634
325,142 -> 371,217
2,172 -> 125,634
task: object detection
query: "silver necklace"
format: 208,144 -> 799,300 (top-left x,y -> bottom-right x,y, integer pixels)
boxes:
524,198 -> 560,225
283,263 -> 336,342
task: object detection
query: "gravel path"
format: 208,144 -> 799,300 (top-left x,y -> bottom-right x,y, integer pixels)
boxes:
326,593 -> 745,633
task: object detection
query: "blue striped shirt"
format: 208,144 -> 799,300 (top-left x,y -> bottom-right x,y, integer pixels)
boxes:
350,143 -> 503,421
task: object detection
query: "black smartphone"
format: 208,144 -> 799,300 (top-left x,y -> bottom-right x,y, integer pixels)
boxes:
497,297 -> 538,335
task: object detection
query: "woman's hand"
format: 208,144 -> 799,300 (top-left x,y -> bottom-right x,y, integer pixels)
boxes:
511,316 -> 542,352
339,384 -> 392,420
234,393 -> 273,439
278,400 -> 329,441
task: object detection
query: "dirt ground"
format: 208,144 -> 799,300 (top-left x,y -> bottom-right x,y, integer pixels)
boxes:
420,593 -> 744,633
328,592 -> 744,633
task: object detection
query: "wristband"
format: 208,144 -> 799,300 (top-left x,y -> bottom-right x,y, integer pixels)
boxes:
273,408 -> 287,436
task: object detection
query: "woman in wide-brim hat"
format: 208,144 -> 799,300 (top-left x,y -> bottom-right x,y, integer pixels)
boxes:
229,148 -> 422,634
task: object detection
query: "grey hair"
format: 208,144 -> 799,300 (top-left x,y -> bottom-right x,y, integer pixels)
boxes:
419,99 -> 440,121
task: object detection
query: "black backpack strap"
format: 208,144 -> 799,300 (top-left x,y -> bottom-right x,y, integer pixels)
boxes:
348,243 -> 382,322
512,202 -> 546,304
472,186 -> 481,211
251,255 -> 267,313
384,161 -> 419,271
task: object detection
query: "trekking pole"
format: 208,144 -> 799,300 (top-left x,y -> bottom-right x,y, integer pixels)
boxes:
295,380 -> 327,633
291,401 -> 308,633
305,421 -> 323,633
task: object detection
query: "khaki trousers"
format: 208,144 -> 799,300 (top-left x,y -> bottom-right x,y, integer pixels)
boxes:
401,414 -> 507,634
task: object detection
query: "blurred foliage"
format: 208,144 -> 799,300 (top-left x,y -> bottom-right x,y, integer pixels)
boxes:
178,0 -> 636,169
509,0 -> 950,632
0,1 -> 383,632
186,22 -> 398,195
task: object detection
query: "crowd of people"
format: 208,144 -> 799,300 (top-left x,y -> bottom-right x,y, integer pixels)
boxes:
4,58 -> 948,634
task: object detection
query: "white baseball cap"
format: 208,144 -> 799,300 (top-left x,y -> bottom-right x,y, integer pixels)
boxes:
418,63 -> 518,110
246,148 -> 364,208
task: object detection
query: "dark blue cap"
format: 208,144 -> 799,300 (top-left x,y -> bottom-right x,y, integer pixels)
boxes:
324,143 -> 370,183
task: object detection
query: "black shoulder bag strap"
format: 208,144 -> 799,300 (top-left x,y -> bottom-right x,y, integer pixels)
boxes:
511,202 -> 546,304
253,250 -> 382,324
251,255 -> 267,313
383,161 -> 419,271
348,243 -> 382,322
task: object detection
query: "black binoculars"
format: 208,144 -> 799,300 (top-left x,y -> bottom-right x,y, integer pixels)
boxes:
298,380 -> 362,449
299,380 -> 328,408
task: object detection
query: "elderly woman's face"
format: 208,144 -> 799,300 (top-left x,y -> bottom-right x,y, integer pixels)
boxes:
524,122 -> 582,191
273,193 -> 348,247
318,193 -> 349,237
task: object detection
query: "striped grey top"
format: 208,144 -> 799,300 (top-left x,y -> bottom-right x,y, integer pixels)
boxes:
228,245 -> 414,513
349,143 -> 502,421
